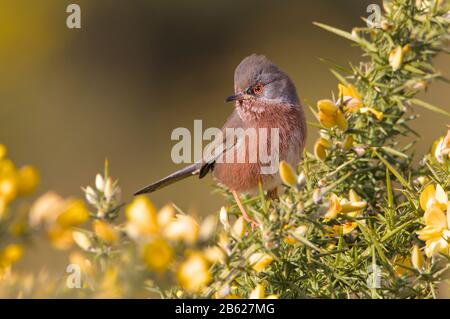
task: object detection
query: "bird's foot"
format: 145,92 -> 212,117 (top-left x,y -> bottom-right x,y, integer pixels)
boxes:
242,209 -> 259,230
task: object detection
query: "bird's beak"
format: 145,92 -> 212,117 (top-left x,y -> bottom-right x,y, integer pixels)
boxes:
225,92 -> 245,103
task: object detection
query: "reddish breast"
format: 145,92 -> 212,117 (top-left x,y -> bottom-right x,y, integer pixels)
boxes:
212,103 -> 306,193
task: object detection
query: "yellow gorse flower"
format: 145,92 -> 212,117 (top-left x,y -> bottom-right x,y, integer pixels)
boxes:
317,99 -> 347,130
17,165 -> 40,196
72,231 -> 92,251
164,214 -> 199,244
325,190 -> 367,234
419,184 -> 447,211
338,81 -> 383,121
126,197 -> 200,243
393,255 -> 412,277
92,219 -> 118,243
0,176 -> 17,203
314,137 -> 331,161
249,283 -> 279,299
402,43 -> 411,54
314,142 -> 327,161
360,107 -> 384,121
0,197 -> 6,221
29,192 -> 65,228
411,245 -> 425,272
284,225 -> 309,245
47,227 -> 75,250
248,284 -> 278,299
249,252 -> 274,272
28,195 -> 90,250
141,238 -> 174,273
177,252 -> 211,293
124,197 -> 205,274
325,193 -> 341,219
338,83 -> 363,113
0,244 -> 24,266
342,135 -> 354,150
249,283 -> 265,299
199,214 -> 218,241
0,145 -> 6,161
157,204 -> 176,229
338,83 -> 361,100
203,246 -> 226,264
279,160 -> 297,187
416,183 -> 450,257
0,145 -> 39,219
56,199 -> 90,228
434,129 -> 450,163
69,252 -> 94,277
125,196 -> 159,240
95,267 -> 123,298
389,45 -> 404,71
0,244 -> 24,280
231,216 -> 246,240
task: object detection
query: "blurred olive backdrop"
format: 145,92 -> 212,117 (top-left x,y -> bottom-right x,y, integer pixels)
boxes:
1,0 -> 448,225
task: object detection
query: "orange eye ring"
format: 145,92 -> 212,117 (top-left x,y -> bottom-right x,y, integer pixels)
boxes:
252,84 -> 264,95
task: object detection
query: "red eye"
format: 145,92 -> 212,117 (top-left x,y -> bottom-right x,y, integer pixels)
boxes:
252,84 -> 264,95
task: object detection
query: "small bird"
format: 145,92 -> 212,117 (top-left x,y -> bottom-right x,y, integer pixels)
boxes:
135,54 -> 307,223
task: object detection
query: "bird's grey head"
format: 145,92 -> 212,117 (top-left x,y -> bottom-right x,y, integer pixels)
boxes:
225,54 -> 299,106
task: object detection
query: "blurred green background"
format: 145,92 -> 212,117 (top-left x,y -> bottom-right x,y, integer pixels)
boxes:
1,0 -> 448,218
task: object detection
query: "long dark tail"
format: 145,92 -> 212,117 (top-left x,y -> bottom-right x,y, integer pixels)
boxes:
134,163 -> 201,196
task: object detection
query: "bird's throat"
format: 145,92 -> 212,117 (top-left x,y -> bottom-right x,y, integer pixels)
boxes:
236,100 -> 267,122
236,100 -> 293,122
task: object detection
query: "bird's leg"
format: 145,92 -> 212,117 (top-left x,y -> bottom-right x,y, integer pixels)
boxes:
231,190 -> 258,227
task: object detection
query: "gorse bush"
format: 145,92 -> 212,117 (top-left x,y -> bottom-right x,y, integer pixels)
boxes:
0,0 -> 449,298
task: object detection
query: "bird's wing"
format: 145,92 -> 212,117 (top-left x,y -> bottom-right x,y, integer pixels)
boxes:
199,110 -> 244,177
134,111 -> 244,194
